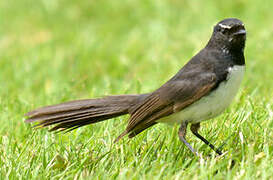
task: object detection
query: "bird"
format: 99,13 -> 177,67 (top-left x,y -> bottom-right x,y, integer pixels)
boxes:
25,18 -> 246,156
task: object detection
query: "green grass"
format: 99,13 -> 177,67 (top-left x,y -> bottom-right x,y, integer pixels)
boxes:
0,0 -> 272,179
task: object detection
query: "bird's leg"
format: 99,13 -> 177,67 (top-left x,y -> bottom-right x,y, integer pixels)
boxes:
190,123 -> 222,155
178,122 -> 199,156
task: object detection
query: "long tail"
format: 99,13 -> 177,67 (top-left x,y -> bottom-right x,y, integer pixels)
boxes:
25,94 -> 146,132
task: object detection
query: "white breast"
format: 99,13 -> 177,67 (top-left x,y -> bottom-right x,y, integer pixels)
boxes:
159,65 -> 245,124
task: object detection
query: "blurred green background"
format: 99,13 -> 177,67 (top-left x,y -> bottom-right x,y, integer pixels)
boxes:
0,0 -> 272,179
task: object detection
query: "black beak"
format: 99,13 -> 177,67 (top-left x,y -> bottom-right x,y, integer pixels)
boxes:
233,29 -> 246,36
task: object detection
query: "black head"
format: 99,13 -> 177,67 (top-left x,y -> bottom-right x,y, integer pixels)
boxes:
207,18 -> 246,53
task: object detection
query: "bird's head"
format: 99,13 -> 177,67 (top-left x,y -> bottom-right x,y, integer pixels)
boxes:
208,18 -> 246,53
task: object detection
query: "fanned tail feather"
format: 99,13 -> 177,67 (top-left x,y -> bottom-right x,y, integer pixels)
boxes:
25,95 -> 144,132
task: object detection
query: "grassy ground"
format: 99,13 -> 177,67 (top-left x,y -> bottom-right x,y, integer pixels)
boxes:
0,0 -> 272,179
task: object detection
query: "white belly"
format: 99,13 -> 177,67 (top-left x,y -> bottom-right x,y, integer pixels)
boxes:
159,65 -> 245,124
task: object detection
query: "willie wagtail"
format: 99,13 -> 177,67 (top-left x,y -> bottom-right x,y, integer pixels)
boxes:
25,18 -> 246,156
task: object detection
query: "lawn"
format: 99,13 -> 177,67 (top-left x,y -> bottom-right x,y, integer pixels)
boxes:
0,0 -> 272,179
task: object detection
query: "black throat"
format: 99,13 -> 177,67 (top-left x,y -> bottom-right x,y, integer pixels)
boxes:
230,49 -> 245,66
206,40 -> 245,66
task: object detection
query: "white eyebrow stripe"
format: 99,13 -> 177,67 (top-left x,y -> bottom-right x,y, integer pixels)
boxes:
219,23 -> 232,29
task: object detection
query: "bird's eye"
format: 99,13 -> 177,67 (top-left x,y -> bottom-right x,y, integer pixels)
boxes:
220,28 -> 229,34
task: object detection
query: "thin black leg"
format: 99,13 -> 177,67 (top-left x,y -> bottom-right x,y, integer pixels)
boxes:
178,122 -> 199,156
190,123 -> 222,155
